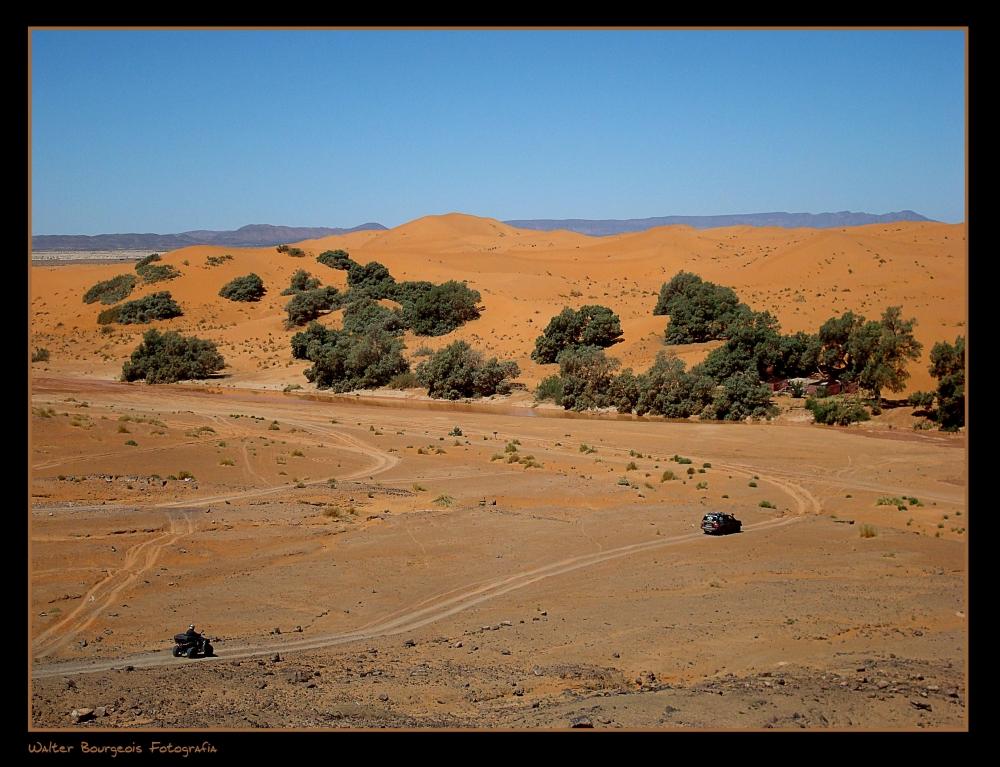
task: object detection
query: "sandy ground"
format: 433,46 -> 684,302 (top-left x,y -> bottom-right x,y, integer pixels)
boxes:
28,215 -> 966,730
29,379 -> 965,729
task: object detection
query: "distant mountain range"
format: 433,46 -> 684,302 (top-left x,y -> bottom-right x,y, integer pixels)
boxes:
31,223 -> 389,252
502,211 -> 934,236
32,211 -> 937,252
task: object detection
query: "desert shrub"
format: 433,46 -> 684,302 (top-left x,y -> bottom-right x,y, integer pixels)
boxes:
205,254 -> 233,267
290,449 -> 304,457
177,470 -> 195,480
531,305 -> 623,364
908,496 -> 924,507
287,247 -> 305,257
696,481 -> 708,490
276,245 -> 290,253
97,305 -> 122,325
135,254 -> 180,283
535,374 -> 564,404
449,426 -> 463,436
219,457 -> 235,466
316,249 -> 354,270
805,397 -> 871,426
33,406 -> 56,418
219,273 -> 266,302
555,346 -> 621,411
433,493 -> 457,508
412,346 -> 434,357
748,481 -> 757,488
32,348 -> 51,362
120,328 -> 225,383
661,470 -> 677,481
504,442 -> 518,453
387,372 -> 420,390
687,467 -> 696,476
281,269 -> 323,296
700,372 -> 778,421
290,322 -> 409,392
653,271 -> 744,344
702,463 -> 712,468
859,524 -> 877,538
117,423 -> 129,433
759,499 -> 776,508
412,483 -> 427,491
415,340 -> 519,399
112,292 -> 183,325
625,461 -> 638,471
124,439 -> 138,446
284,286 -> 341,327
346,261 -> 397,300
83,273 -> 137,305
341,298 -> 406,336
632,351 -> 715,418
617,476 -> 630,486
407,281 -> 482,336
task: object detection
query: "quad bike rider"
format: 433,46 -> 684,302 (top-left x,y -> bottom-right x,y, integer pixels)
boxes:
172,624 -> 214,658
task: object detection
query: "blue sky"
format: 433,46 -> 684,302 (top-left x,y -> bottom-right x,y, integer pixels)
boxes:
30,30 -> 965,234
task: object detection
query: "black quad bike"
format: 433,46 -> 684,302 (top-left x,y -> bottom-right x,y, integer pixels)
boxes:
701,512 -> 742,535
172,630 -> 214,658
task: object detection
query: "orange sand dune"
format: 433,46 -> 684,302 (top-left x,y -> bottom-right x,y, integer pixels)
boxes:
30,214 -> 965,395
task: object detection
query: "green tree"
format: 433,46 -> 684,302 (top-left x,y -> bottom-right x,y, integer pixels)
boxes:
555,346 -> 622,411
121,329 -> 224,383
290,322 -> 409,392
531,305 -> 623,364
280,269 -> 322,295
653,271 -> 744,344
284,287 -> 341,328
415,340 -> 519,399
700,372 -> 777,421
699,309 -> 783,382
341,298 -> 406,336
855,306 -> 923,405
632,351 -> 715,418
316,249 -> 356,270
408,281 -> 482,336
911,336 -> 964,430
219,273 -> 266,302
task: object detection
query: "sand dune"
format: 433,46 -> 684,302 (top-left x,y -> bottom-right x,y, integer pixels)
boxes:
30,213 -> 965,395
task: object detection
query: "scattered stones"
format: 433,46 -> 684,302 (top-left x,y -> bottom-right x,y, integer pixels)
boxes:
255,680 -> 267,689
270,653 -> 281,663
294,626 -> 303,633
453,641 -> 463,648
501,649 -> 511,656
911,699 -> 933,711
664,706 -> 679,714
403,639 -> 416,647
570,715 -> 594,728
94,707 -> 106,718
70,708 -> 95,723
78,639 -> 88,648
501,621 -> 512,627
379,693 -> 389,701
273,627 -> 281,634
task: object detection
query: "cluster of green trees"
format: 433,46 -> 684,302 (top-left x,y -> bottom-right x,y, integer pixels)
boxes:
83,274 -> 137,305
135,253 -> 180,283
415,340 -> 520,400
290,322 -> 409,392
908,336 -> 965,430
313,249 -> 482,336
121,329 -> 224,384
97,292 -> 182,325
281,269 -> 322,295
530,305 -> 623,363
535,270 -> 931,424
218,273 -> 266,302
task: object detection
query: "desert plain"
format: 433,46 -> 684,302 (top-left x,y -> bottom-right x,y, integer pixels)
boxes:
29,214 -> 967,728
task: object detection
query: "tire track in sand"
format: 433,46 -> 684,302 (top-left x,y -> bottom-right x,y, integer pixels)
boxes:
32,512 -> 194,659
32,513 -> 800,678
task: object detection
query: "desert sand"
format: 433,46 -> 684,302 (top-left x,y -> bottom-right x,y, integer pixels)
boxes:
29,215 -> 966,729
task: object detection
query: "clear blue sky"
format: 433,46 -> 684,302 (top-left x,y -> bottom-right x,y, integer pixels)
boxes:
30,29 -> 965,234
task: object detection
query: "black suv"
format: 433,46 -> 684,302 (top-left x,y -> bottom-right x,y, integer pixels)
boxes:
701,512 -> 742,535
